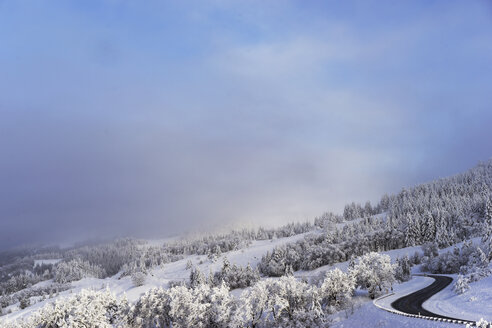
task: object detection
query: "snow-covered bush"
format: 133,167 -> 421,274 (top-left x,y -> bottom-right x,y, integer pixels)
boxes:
394,255 -> 412,282
469,318 -> 491,328
453,274 -> 470,294
422,241 -> 491,278
213,259 -> 260,289
258,247 -> 290,277
421,240 -> 472,274
349,252 -> 395,299
130,282 -> 234,328
19,296 -> 30,309
8,289 -> 129,328
237,276 -> 326,328
319,268 -> 355,311
0,272 -> 45,296
54,258 -> 105,283
410,251 -> 422,265
131,272 -> 146,287
464,247 -> 491,281
422,242 -> 439,258
186,259 -> 193,270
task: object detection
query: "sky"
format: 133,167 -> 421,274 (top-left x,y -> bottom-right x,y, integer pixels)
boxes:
1,0 -> 492,249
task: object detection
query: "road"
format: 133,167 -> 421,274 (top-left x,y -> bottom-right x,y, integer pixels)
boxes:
391,274 -> 475,324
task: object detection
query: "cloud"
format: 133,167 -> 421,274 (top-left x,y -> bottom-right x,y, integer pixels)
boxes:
0,0 -> 491,248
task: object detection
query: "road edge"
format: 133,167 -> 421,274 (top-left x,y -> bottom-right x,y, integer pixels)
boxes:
373,275 -> 475,326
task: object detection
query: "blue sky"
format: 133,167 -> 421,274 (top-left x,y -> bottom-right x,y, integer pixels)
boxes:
1,0 -> 492,248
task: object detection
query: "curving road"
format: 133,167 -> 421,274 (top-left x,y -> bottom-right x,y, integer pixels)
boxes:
391,274 -> 475,324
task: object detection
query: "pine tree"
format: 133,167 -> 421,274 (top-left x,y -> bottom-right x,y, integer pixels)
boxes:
189,266 -> 206,288
453,274 -> 470,294
284,264 -> 294,276
404,215 -> 416,246
186,259 -> 193,270
482,198 -> 492,260
422,212 -> 436,242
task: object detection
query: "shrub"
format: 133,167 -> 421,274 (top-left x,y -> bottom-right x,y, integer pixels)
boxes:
131,272 -> 146,287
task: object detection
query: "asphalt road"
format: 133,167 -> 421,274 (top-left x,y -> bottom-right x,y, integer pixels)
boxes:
391,274 -> 475,324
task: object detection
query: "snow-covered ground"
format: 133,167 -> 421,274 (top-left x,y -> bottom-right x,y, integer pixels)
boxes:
334,273 -> 492,327
423,272 -> 492,322
332,275 -> 440,327
332,299 -> 452,328
1,231 -> 312,322
3,226 -> 492,326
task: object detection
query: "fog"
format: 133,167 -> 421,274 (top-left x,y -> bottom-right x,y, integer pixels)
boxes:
1,0 -> 492,248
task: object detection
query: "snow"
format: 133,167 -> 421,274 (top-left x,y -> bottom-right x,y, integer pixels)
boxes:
3,229 -> 491,326
331,298 -> 452,328
423,271 -> 492,322
0,231 -> 313,322
333,274 -> 482,327
33,259 -> 61,266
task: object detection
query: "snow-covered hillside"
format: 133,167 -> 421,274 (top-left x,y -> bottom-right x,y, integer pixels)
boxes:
0,231 -> 312,322
1,160 -> 492,327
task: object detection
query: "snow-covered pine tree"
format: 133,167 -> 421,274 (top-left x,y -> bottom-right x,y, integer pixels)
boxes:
394,255 -> 411,282
186,259 -> 193,270
189,266 -> 206,288
482,198 -> 492,260
284,264 -> 294,276
404,215 -> 416,246
422,211 -> 436,242
453,274 -> 470,294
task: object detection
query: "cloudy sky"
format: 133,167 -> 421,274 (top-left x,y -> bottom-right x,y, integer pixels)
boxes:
1,0 -> 492,248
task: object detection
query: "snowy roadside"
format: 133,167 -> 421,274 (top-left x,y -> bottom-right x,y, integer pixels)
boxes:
423,272 -> 492,322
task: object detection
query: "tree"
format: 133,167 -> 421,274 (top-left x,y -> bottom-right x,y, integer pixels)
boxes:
404,215 -> 417,246
364,201 -> 373,217
453,274 -> 470,294
19,296 -> 30,309
26,289 -> 128,328
422,212 -> 436,242
53,258 -> 105,283
422,242 -> 439,258
189,266 -> 206,288
319,268 -> 355,310
237,276 -> 326,328
395,255 -> 411,282
207,282 -> 234,327
186,259 -> 193,270
131,271 -> 146,287
482,198 -> 492,260
350,252 -> 396,299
